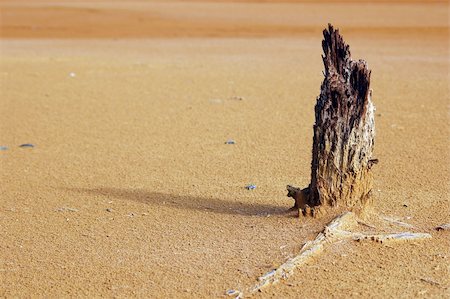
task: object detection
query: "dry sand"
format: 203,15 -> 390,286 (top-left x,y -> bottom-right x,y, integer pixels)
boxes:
0,0 -> 449,298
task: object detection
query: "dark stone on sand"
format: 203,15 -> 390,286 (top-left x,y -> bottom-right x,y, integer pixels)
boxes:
19,144 -> 34,148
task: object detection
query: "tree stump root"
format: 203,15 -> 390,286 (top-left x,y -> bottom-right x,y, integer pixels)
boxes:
228,212 -> 431,298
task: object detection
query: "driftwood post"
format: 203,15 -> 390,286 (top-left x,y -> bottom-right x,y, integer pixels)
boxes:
288,24 -> 378,217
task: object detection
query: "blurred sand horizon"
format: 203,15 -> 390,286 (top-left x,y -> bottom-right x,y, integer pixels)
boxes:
1,0 -> 447,39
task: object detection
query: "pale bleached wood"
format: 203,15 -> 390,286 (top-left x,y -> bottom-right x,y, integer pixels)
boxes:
228,212 -> 431,297
352,232 -> 431,243
381,215 -> 416,229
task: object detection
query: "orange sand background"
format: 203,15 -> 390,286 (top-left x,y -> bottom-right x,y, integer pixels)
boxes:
0,0 -> 449,298
0,0 -> 447,39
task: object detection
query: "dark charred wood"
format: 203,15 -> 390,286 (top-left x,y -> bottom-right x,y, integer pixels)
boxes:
290,24 -> 376,216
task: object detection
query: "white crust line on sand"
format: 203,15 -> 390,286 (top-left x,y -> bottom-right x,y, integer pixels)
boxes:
229,212 -> 431,297
380,215 -> 416,228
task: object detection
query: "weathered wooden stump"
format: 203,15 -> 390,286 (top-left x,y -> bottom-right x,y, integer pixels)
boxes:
227,25 -> 432,297
289,24 -> 378,217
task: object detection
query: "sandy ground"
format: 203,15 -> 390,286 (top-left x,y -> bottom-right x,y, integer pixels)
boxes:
0,0 -> 447,39
0,1 -> 449,298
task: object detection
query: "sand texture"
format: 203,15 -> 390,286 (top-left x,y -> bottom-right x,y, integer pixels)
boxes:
0,0 -> 449,298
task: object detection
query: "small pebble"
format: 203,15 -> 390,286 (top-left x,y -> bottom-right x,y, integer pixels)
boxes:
403,204 -> 408,207
106,208 -> 113,212
225,139 -> 236,144
69,72 -> 76,78
0,146 -> 8,151
226,289 -> 239,296
245,184 -> 256,190
19,143 -> 34,148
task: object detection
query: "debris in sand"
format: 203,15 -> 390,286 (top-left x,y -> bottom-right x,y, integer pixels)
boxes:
259,269 -> 276,282
56,207 -> 78,212
381,215 -> 415,228
106,208 -> 113,212
19,144 -> 34,148
353,232 -> 432,243
420,277 -> 441,286
226,289 -> 242,297
435,223 -> 450,231
69,72 -> 76,78
228,96 -> 245,101
0,146 -> 8,151
241,212 -> 432,296
225,139 -> 236,144
245,184 -> 256,190
357,221 -> 377,229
